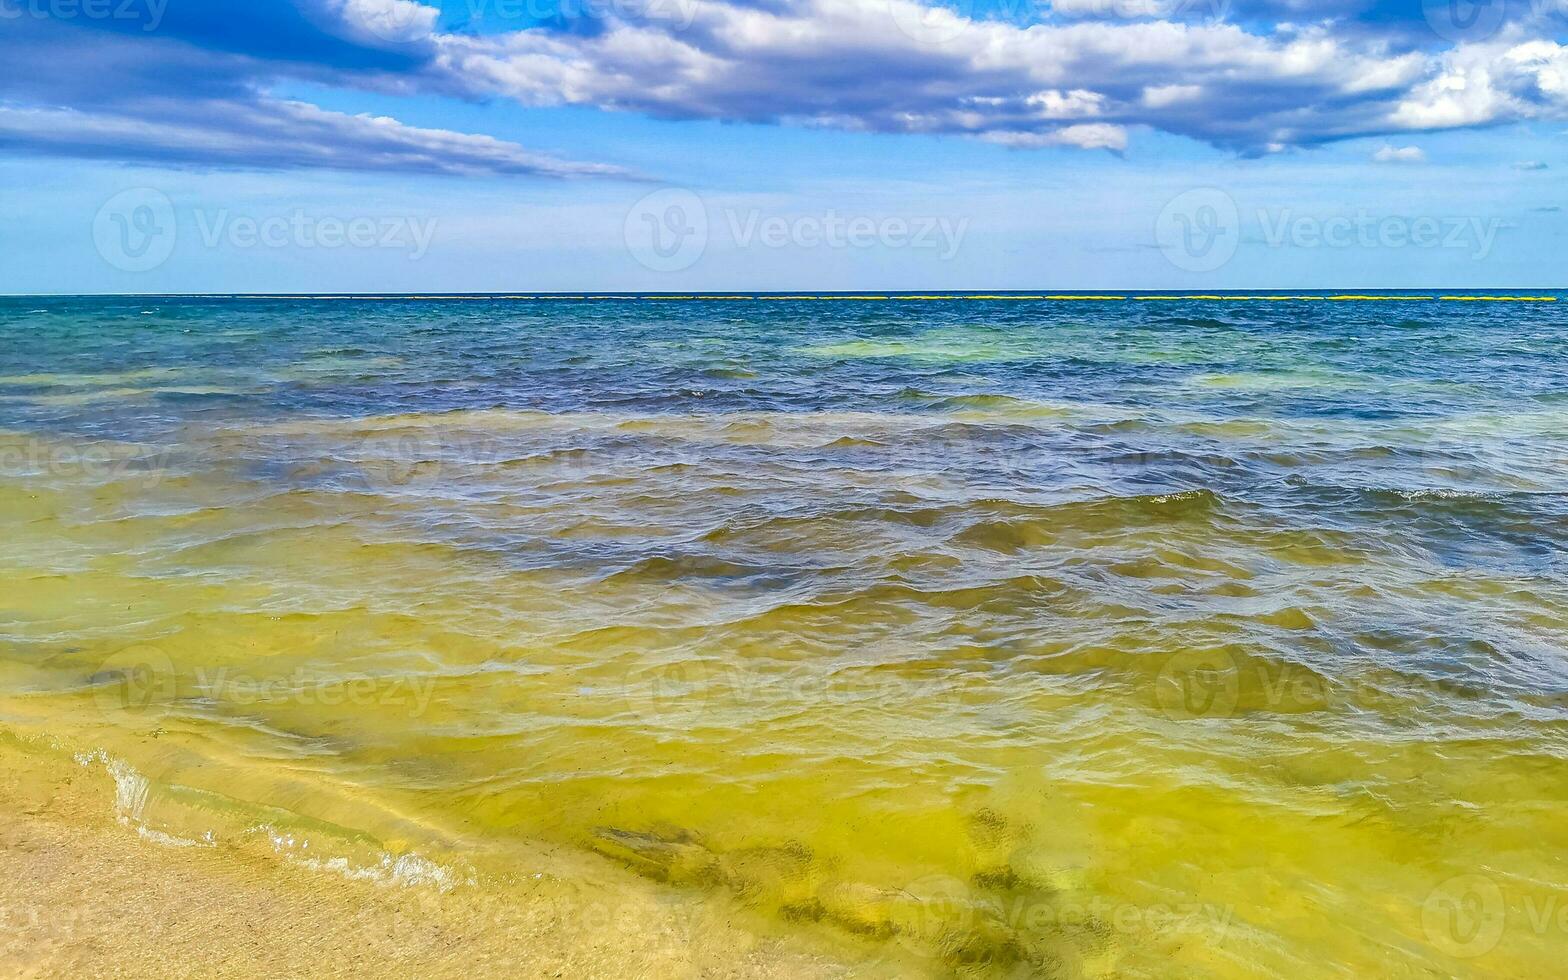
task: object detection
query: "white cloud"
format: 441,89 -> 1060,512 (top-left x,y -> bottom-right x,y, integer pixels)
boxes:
11,0 -> 1568,173
1027,90 -> 1109,119
0,100 -> 632,178
1372,144 -> 1426,163
1142,84 -> 1202,107
981,123 -> 1130,150
334,0 -> 441,44
1390,38 -> 1568,132
431,0 -> 1457,153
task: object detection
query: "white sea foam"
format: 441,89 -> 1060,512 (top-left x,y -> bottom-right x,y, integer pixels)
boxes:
262,826 -> 470,892
73,748 -> 216,848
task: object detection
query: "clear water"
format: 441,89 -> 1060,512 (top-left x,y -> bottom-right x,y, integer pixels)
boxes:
3,294 -> 1567,976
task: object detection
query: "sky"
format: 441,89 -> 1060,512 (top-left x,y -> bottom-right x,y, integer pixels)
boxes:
1,0 -> 1565,291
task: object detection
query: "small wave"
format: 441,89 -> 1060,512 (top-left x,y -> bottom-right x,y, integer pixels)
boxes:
1148,316 -> 1235,329
263,827 -> 470,892
920,393 -> 1076,418
69,748 -> 471,890
73,749 -> 216,849
598,554 -> 822,587
954,491 -> 1226,552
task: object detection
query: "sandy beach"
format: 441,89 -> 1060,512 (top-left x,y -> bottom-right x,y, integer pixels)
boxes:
0,736 -> 851,979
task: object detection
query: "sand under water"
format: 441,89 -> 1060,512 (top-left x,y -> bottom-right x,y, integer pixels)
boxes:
0,734 -> 858,978
3,294 -> 1568,977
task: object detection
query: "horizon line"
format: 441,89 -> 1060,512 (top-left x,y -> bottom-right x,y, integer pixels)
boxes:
2,291 -> 1563,302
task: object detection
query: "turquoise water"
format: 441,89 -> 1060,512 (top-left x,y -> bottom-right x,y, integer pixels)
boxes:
3,294 -> 1568,976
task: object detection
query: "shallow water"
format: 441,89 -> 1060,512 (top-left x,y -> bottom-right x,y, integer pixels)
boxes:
3,294 -> 1567,976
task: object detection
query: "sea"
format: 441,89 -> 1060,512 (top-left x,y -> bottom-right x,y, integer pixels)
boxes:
2,292 -> 1566,976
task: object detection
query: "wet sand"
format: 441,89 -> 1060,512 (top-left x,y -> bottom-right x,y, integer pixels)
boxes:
0,738 -> 851,979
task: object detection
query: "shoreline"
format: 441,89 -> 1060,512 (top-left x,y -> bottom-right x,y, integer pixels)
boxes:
0,733 -> 855,979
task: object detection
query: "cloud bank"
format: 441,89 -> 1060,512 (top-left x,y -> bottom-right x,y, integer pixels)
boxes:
3,0 -> 1568,174
0,7 -> 626,178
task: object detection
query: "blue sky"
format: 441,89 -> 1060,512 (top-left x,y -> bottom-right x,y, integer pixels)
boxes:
1,0 -> 1564,290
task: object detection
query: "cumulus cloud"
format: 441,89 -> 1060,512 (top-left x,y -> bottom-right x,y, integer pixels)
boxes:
428,0 -> 1446,152
421,0 -> 1568,152
1390,36 -> 1568,133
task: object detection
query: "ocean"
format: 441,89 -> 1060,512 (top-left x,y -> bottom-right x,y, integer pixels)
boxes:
2,293 -> 1566,976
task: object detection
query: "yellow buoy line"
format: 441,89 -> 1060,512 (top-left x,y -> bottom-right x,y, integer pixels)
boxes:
525,293 -> 1558,303
219,293 -> 1558,303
